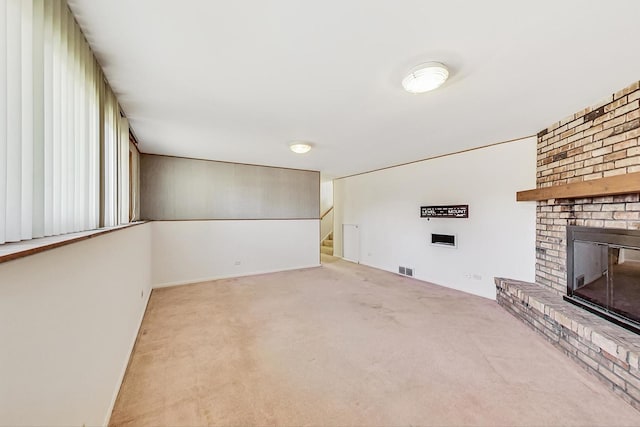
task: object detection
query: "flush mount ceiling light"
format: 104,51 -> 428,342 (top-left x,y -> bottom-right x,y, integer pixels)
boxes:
289,142 -> 312,154
402,62 -> 449,93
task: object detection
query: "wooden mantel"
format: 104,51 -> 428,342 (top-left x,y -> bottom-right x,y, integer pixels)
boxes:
517,171 -> 640,201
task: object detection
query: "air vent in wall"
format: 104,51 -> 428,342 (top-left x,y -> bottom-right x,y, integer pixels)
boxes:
398,266 -> 413,277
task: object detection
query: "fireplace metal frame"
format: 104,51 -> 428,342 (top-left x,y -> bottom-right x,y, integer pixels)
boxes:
565,225 -> 640,334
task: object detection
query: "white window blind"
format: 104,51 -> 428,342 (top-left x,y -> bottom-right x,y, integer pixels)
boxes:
0,0 -> 131,244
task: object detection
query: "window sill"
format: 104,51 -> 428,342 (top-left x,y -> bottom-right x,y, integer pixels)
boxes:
0,222 -> 148,265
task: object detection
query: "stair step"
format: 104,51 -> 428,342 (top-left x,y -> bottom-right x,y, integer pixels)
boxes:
321,246 -> 333,255
323,239 -> 333,247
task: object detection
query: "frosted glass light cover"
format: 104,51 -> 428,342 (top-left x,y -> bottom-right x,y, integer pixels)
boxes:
402,62 -> 449,93
290,143 -> 312,154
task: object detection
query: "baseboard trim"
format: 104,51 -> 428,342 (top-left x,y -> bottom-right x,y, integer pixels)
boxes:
103,287 -> 152,427
352,258 -> 496,300
151,264 -> 322,289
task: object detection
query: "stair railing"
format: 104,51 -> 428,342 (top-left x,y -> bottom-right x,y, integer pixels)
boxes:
320,206 -> 334,243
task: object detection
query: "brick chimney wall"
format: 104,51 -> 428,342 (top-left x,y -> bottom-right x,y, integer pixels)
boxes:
536,81 -> 640,293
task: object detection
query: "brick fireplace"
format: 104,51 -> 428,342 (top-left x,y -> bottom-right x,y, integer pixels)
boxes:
536,81 -> 640,294
496,80 -> 640,410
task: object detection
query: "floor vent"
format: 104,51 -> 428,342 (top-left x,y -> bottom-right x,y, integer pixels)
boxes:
398,266 -> 414,277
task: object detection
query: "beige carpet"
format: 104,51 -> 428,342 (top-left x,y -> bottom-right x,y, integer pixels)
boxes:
110,255 -> 640,426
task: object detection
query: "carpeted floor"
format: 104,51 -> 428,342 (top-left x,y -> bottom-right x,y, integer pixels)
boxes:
110,255 -> 640,426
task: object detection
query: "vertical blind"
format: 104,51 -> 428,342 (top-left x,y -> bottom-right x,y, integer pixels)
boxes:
0,0 -> 133,244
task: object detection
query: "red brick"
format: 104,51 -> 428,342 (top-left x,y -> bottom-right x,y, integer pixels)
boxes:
591,146 -> 613,157
604,150 -> 627,162
584,157 -> 603,167
605,97 -> 628,113
613,138 -> 637,151
594,163 -> 614,172
594,111 -> 616,126
584,123 -> 604,137
583,141 -> 603,152
604,115 -> 628,130
613,211 -> 640,220
615,100 -> 640,117
615,156 -> 640,168
604,168 -> 627,177
603,133 -> 627,147
627,109 -> 640,121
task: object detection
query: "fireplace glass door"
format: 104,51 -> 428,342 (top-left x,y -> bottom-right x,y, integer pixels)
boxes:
572,241 -> 640,324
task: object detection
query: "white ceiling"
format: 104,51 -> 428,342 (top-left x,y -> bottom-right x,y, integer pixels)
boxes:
67,0 -> 640,178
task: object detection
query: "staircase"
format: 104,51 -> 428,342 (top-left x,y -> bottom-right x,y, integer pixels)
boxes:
321,232 -> 334,255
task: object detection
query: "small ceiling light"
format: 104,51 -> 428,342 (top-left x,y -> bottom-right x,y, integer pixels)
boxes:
289,142 -> 312,154
402,62 -> 449,93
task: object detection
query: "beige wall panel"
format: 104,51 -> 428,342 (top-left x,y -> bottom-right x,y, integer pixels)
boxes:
140,154 -> 319,220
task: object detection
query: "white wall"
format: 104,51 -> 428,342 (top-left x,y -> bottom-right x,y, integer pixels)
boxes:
151,220 -> 320,287
0,218 -> 320,426
620,248 -> 640,264
333,137 -> 537,299
320,176 -> 334,241
320,175 -> 334,213
0,224 -> 152,427
574,242 -> 607,285
321,209 -> 334,242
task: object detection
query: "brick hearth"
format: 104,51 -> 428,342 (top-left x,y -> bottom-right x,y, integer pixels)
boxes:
496,278 -> 640,410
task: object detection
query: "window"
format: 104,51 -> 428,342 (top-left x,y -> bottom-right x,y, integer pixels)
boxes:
0,0 -> 137,244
